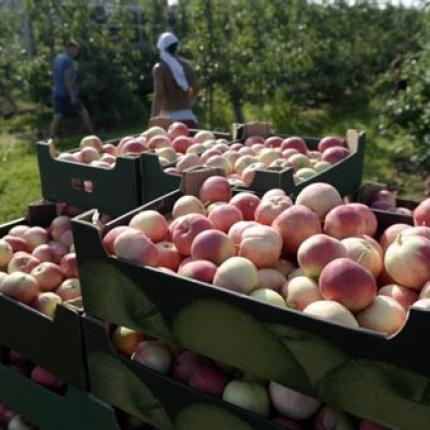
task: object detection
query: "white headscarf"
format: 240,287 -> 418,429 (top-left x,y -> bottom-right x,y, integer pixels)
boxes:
157,32 -> 190,92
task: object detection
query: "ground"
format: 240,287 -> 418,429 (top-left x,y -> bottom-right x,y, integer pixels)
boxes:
0,102 -> 424,223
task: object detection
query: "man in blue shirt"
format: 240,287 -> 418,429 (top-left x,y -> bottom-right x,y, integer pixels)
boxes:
49,40 -> 94,137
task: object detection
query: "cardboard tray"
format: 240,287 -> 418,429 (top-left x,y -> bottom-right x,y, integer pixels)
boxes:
82,314 -> 284,430
0,202 -> 87,389
72,190 -> 430,430
242,129 -> 366,198
36,130 -> 230,216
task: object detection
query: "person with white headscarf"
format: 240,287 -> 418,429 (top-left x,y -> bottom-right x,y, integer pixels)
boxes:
151,32 -> 199,127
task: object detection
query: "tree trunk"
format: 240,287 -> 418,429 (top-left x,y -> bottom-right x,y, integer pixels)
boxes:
231,95 -> 244,123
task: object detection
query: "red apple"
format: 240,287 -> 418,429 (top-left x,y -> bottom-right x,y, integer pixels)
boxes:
155,241 -> 182,271
172,351 -> 203,383
359,419 -> 388,430
101,143 -> 117,156
31,262 -> 64,291
31,366 -> 64,391
254,196 -> 292,225
55,278 -> 81,301
0,403 -> 14,427
378,284 -> 418,310
32,292 -> 62,317
269,382 -> 321,420
172,214 -> 214,256
178,259 -> 217,283
199,176 -> 232,204
23,227 -> 49,251
273,416 -> 304,430
356,295 -> 406,335
379,223 -> 411,251
114,228 -> 159,267
320,258 -> 376,311
239,225 -> 282,268
189,364 -> 226,397
257,268 -> 286,292
2,272 -> 39,304
7,252 -> 40,274
313,405 -> 355,430
102,226 -> 129,255
192,130 -> 215,144
132,341 -> 172,374
80,135 -> 103,152
413,197 -> 430,226
8,225 -> 30,238
296,182 -> 342,220
321,146 -> 350,164
273,205 -> 322,254
384,235 -> 430,289
262,189 -> 286,200
281,137 -> 307,154
59,253 -> 78,278
168,121 -> 189,139
282,148 -> 300,160
208,203 -> 243,232
245,135 -> 265,146
172,136 -> 193,153
265,136 -> 283,148
230,192 -> 261,221
241,162 -> 265,186
297,234 -> 347,278
32,244 -> 55,263
112,326 -> 145,356
79,146 -> 100,163
2,235 -> 28,253
228,221 -> 259,245
49,241 -> 69,263
129,210 -> 168,243
318,136 -> 343,153
401,225 -> 430,241
191,230 -> 235,265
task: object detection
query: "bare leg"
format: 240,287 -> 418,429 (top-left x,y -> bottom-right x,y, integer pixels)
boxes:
79,107 -> 94,134
49,113 -> 62,138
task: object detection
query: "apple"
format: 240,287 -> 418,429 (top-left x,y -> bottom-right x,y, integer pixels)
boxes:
199,176 -> 232,204
230,193 -> 261,221
120,139 -> 146,155
189,364 -> 226,397
114,228 -> 159,267
79,146 -> 100,163
201,148 -> 222,163
176,153 -> 202,172
222,380 -> 270,416
0,239 -> 13,267
223,150 -> 241,166
213,257 -> 258,293
80,135 -> 103,152
191,230 -> 236,265
274,259 -> 297,277
102,226 -> 129,255
273,205 -> 322,254
178,259 -> 217,283
172,351 -> 203,384
372,189 -> 397,207
412,298 -> 430,310
8,225 -> 30,238
413,197 -> 430,226
401,225 -> 430,241
155,242 -> 182,271
245,135 -> 265,146
321,146 -> 350,164
234,155 -> 258,175
239,225 -> 282,268
303,300 -> 359,328
384,235 -> 430,289
295,167 -> 317,181
144,126 -> 167,140
379,223 -> 411,250
31,365 -> 64,391
101,143 -> 117,155
250,288 -> 286,307
378,284 -> 418,310
23,227 -> 49,251
172,214 -> 214,256
295,183 -> 342,220
57,153 -> 79,163
283,276 -> 322,310
288,154 -> 311,171
7,252 -> 40,274
132,340 -> 171,374
273,416 -> 304,430
32,292 -> 62,318
59,253 -> 78,278
228,220 -> 259,245
359,419 -> 388,430
265,136 -> 283,148
257,268 -> 286,292
282,148 -> 300,160
314,406 -> 355,430
31,262 -> 64,291
240,147 -> 257,156
112,326 -> 145,357
318,136 -> 343,153
2,272 -> 39,304
129,210 -> 168,243
187,143 -> 206,155
55,278 -> 81,301
168,121 -> 189,139
356,295 -> 406,335
2,235 -> 28,253
208,203 -> 243,232
32,244 -> 55,263
320,258 -> 376,311
7,415 -> 35,430
314,161 -> 331,172
172,195 -> 207,219
297,234 -> 347,278
281,137 -> 307,154
419,280 -> 430,299
0,403 -> 14,427
259,148 -> 282,166
241,162 -> 265,186
192,130 -> 215,144
269,382 -> 321,420
341,237 -> 383,278
254,196 -> 292,225
206,155 -> 233,174
262,189 -> 286,200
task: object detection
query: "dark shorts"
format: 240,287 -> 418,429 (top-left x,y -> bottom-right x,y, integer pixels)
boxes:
53,95 -> 83,115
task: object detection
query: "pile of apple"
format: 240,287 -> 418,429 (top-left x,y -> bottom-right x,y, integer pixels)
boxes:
103,176 -> 430,336
367,187 -> 413,216
112,325 -> 387,430
0,403 -> 37,430
0,215 -> 81,319
55,122 -> 349,186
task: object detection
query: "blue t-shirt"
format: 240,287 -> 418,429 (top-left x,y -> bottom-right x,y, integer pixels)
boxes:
53,53 -> 76,97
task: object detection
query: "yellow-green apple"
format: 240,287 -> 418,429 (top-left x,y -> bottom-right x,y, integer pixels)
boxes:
296,183 -> 342,220
250,288 -> 286,308
0,239 -> 13,268
32,292 -> 62,318
303,300 -> 358,328
55,278 -> 81,301
112,326 -> 145,357
172,195 -> 207,219
2,272 -> 39,304
129,210 -> 168,243
283,276 -> 322,310
379,223 -> 411,251
213,256 -> 258,293
80,135 -> 103,152
223,381 -> 270,416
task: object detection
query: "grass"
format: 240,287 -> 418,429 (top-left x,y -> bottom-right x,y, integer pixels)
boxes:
0,100 -> 426,223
